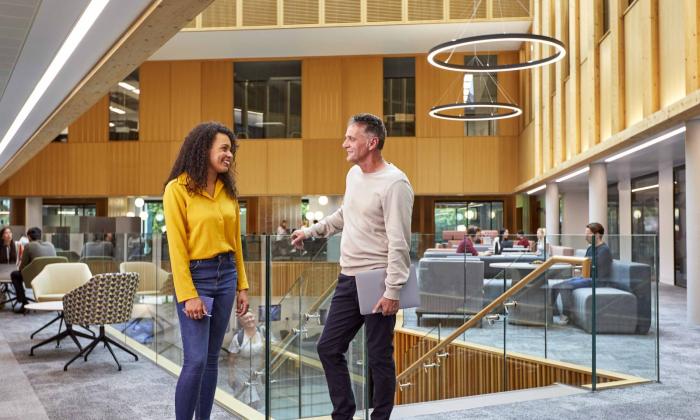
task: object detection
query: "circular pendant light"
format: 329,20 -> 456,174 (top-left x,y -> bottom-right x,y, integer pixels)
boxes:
428,33 -> 566,73
428,102 -> 522,121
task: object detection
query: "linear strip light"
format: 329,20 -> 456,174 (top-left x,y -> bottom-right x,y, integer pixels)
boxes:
0,0 -> 110,157
527,185 -> 546,195
556,166 -> 590,183
631,184 -> 659,193
605,126 -> 686,163
109,106 -> 125,115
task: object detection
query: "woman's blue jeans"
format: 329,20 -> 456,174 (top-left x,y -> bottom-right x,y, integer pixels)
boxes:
175,252 -> 238,420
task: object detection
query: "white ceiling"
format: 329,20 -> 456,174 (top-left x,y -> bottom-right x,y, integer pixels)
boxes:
150,20 -> 532,60
533,128 -> 687,194
0,0 -> 40,99
0,0 -> 152,169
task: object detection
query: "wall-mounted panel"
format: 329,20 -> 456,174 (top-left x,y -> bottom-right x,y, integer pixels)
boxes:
283,0 -> 318,25
303,58 -> 343,139
439,137 -> 464,193
659,0 -> 685,108
341,56 -> 383,119
301,138 -> 348,195
237,140 -> 268,195
107,142 -> 140,196
139,142 -> 174,195
201,61 -> 233,127
140,61 -> 172,142
242,0 -> 277,26
599,35 -> 612,142
68,96 -> 108,143
408,0 -> 443,21
267,140 -> 302,195
414,138 -> 441,194
624,3 -> 644,127
383,137 -> 417,186
325,0 -> 361,24
170,61 -> 202,142
579,58 -> 594,152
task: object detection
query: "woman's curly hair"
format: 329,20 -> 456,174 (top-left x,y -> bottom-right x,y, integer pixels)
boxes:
165,122 -> 238,198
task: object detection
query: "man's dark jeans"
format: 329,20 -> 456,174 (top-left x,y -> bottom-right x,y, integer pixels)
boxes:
10,271 -> 27,305
317,274 -> 396,420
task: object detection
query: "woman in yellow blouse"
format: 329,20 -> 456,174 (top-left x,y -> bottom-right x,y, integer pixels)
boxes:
163,122 -> 249,420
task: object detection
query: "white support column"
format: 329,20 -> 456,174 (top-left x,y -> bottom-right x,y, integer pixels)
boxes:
618,178 -> 633,262
545,182 -> 560,245
658,165 -> 675,285
25,197 -> 42,231
686,120 -> 700,325
588,163 -> 608,232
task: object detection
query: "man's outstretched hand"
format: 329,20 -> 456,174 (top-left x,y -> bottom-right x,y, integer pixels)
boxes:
372,296 -> 399,316
290,230 -> 306,249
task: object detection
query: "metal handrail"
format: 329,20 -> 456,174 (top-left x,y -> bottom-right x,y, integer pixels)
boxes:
396,256 -> 591,383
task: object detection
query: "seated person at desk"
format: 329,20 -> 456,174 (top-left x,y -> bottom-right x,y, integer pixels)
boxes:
11,227 -> 57,313
552,222 -> 612,325
0,227 -> 18,265
80,233 -> 114,258
515,231 -> 531,248
493,229 -> 514,255
456,226 -> 480,256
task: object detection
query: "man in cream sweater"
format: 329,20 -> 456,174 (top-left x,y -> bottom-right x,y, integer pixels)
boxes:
292,113 -> 413,420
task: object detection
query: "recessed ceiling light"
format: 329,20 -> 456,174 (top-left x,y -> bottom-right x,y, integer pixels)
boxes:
605,127 -> 685,163
0,0 -> 110,157
556,166 -> 590,183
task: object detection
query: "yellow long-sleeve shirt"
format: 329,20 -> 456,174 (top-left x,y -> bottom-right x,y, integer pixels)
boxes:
163,173 -> 249,303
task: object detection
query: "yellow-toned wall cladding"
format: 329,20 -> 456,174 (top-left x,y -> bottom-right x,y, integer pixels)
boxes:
518,0 -> 700,187
0,52 -> 521,197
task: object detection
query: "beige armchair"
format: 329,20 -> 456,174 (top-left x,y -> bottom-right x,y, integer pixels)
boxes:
119,261 -> 171,295
31,262 -> 93,302
29,262 -> 93,345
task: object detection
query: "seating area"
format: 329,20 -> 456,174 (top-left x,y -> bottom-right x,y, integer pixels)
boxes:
415,249 -> 652,335
0,257 -> 145,372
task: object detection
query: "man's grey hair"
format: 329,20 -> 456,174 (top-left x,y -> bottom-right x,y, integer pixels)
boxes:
348,113 -> 387,150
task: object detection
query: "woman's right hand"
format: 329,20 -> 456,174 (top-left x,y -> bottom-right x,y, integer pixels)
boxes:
184,297 -> 206,320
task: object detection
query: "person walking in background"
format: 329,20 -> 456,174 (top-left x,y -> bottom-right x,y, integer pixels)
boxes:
163,122 -> 250,420
292,113 -> 413,420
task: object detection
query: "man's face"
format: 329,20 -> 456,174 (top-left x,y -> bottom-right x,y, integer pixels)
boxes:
342,123 -> 376,164
585,227 -> 593,244
2,230 -> 11,242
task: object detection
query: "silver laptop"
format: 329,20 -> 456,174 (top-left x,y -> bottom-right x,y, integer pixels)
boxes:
355,264 -> 420,316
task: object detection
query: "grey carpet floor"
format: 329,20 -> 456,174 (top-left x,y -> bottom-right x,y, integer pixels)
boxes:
0,304 -> 236,420
2,284 -> 698,419
401,283 -> 700,419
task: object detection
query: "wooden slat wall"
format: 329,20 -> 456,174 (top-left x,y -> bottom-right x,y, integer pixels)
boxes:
518,0 -> 699,186
3,52 -> 521,197
68,96 -> 108,143
393,328 -> 621,405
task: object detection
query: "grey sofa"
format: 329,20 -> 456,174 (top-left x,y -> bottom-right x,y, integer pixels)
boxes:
415,258 -> 484,325
556,260 -> 652,334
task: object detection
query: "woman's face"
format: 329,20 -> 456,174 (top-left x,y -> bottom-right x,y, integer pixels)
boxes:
208,133 -> 234,174
1,229 -> 11,243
